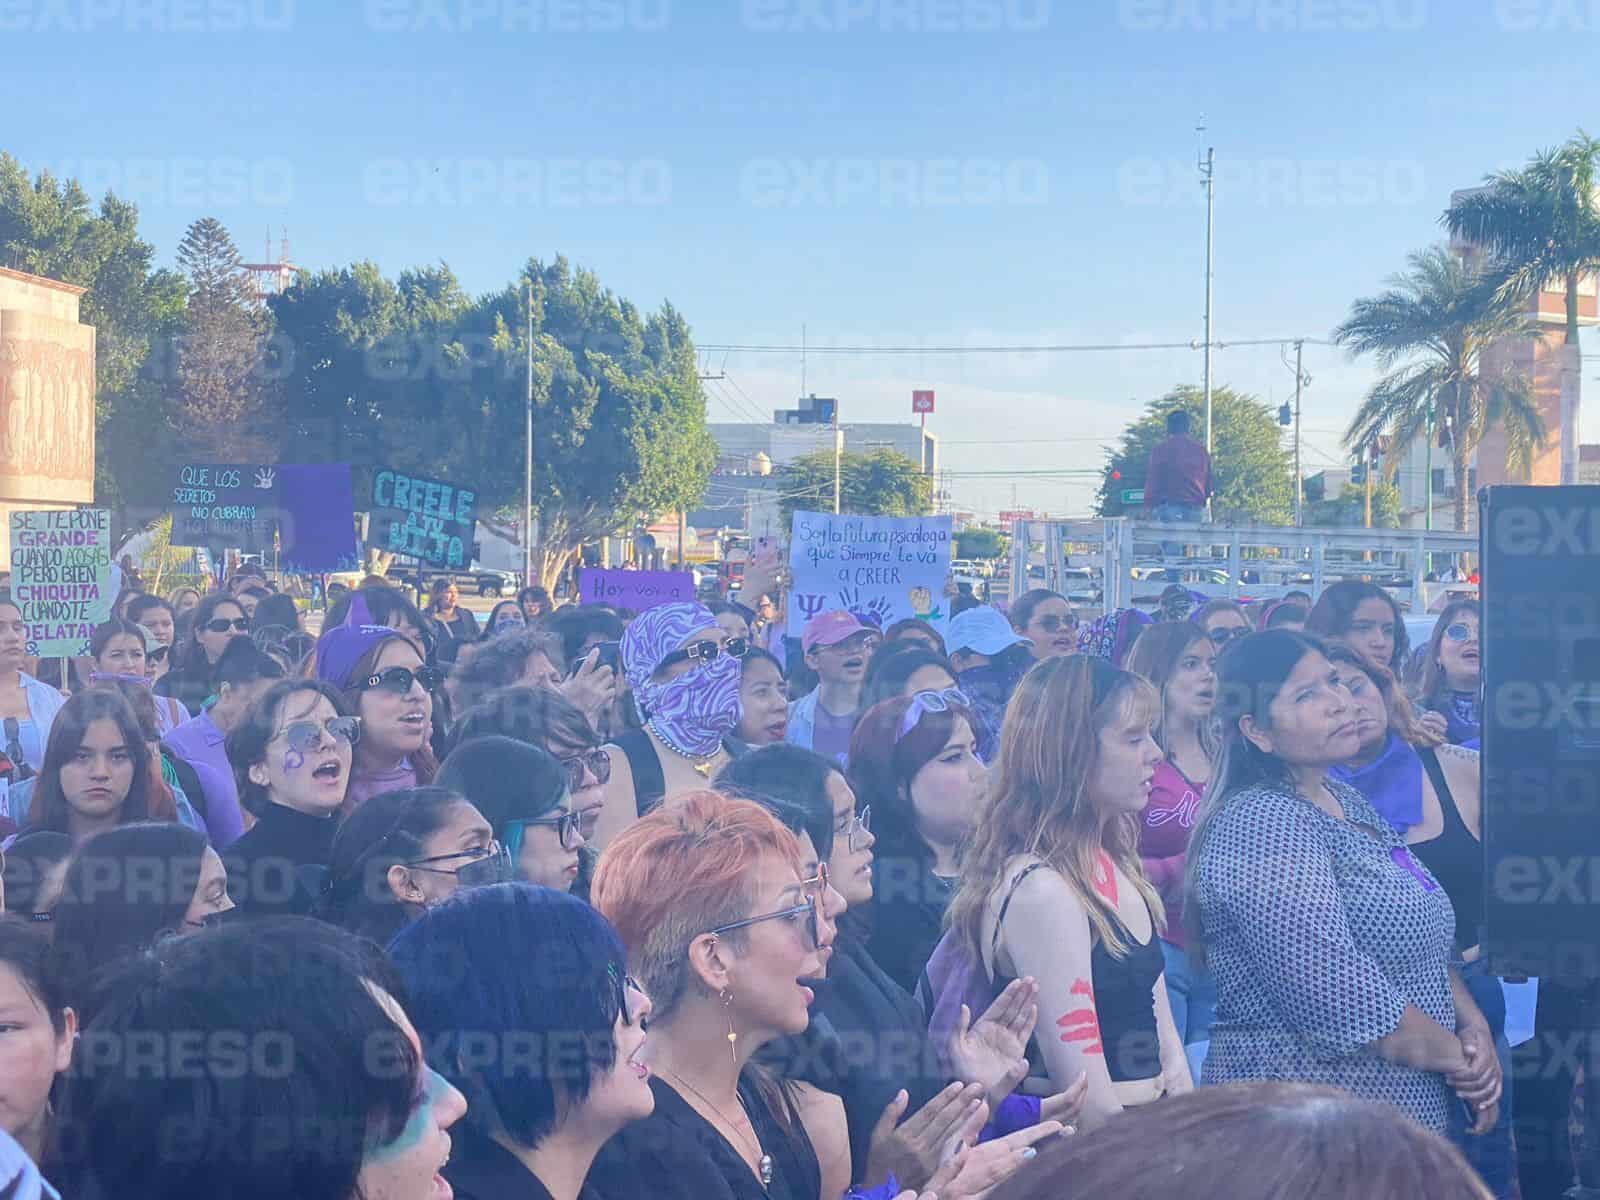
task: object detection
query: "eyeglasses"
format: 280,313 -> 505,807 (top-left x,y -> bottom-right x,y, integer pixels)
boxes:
706,863 -> 829,950
1032,614 -> 1078,633
515,810 -> 585,851
1443,623 -> 1477,642
203,618 -> 250,634
362,665 -> 447,694
1207,626 -> 1250,645
273,715 -> 361,753
3,718 -> 33,784
404,841 -> 513,887
896,688 -> 972,743
820,633 -> 879,655
608,963 -> 648,1027
657,637 -> 749,672
560,747 -> 612,792
847,805 -> 872,853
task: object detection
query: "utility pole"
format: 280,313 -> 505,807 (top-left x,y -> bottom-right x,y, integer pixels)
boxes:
1293,339 -> 1305,525
832,420 -> 842,515
524,282 -> 534,587
1424,402 -> 1434,532
1364,443 -> 1374,530
1200,142 -> 1215,458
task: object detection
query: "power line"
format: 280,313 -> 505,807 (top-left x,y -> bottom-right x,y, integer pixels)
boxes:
697,336 -> 1336,356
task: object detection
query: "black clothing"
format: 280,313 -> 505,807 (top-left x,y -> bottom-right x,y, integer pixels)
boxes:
223,802 -> 338,916
865,847 -> 956,995
445,1127 -> 564,1200
589,1074 -> 819,1200
430,607 -> 479,666
614,727 -> 667,817
155,654 -> 215,716
1409,747 -> 1483,952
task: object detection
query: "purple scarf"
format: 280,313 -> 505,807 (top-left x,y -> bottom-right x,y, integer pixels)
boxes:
1330,733 -> 1423,833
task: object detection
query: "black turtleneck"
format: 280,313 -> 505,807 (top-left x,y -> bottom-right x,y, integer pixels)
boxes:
224,803 -> 339,916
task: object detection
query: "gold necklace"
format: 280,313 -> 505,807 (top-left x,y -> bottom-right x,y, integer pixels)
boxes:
657,1066 -> 773,1188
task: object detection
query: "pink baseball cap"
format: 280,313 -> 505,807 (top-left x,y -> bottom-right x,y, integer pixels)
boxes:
802,609 -> 870,654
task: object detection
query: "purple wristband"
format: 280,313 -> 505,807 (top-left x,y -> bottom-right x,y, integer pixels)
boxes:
979,1092 -> 1043,1142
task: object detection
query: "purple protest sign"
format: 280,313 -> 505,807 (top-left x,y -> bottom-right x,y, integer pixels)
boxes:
579,568 -> 696,612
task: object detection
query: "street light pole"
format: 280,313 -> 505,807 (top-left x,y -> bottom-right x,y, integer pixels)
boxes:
1293,339 -> 1304,526
1200,145 -> 1215,458
524,282 -> 534,587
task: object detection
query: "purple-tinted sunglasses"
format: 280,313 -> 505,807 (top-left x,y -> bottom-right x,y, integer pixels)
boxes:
896,687 -> 972,743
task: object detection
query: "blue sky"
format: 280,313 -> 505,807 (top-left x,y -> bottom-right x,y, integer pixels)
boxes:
6,0 -> 1599,517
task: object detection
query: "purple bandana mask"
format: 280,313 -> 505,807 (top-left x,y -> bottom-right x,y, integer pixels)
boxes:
636,652 -> 743,756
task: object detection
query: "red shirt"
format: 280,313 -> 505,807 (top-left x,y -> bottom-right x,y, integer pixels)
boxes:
1139,758 -> 1204,949
1144,434 -> 1213,508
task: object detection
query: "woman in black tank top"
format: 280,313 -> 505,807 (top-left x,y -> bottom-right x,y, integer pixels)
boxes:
946,656 -> 1193,1132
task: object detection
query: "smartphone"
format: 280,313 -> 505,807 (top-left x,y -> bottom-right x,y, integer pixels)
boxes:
593,641 -> 621,673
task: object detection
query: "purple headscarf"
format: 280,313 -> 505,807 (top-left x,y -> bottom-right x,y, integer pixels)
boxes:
316,624 -> 403,691
621,602 -> 720,691
621,602 -> 742,756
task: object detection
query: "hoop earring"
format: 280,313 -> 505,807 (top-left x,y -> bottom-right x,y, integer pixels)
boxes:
721,987 -> 737,1063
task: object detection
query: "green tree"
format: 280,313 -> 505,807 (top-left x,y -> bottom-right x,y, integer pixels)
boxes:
0,153 -> 186,516
1096,385 -> 1293,524
955,528 -> 1007,559
775,448 -> 934,525
1444,131 -> 1600,354
1334,245 -> 1546,532
1303,474 -> 1401,529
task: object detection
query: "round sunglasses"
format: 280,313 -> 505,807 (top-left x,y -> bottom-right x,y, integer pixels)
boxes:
1443,623 -> 1478,642
272,715 -> 361,753
560,747 -> 612,792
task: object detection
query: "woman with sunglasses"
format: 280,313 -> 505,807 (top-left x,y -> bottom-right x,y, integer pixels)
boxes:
947,657 -> 1191,1132
51,821 -> 234,1015
316,621 -> 441,811
849,690 -> 988,995
155,592 -> 250,716
1193,599 -> 1251,650
437,736 -> 587,891
1123,620 -> 1220,1080
588,790 -> 839,1200
223,679 -> 358,916
389,883 -> 655,1200
0,596 -> 65,777
598,602 -> 744,847
316,785 -> 506,946
1009,589 -> 1078,662
1415,601 -> 1482,746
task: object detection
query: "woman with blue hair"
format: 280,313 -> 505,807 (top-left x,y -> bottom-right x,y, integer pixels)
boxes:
595,602 -> 745,847
388,883 -> 654,1200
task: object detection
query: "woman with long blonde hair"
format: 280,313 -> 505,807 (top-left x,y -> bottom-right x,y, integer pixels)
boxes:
948,655 -> 1192,1131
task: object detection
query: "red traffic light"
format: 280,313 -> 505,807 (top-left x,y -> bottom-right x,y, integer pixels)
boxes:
1111,470 -> 1122,481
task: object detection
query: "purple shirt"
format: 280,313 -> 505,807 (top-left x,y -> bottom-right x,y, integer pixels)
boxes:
162,711 -> 245,849
347,760 -> 417,810
810,703 -> 858,768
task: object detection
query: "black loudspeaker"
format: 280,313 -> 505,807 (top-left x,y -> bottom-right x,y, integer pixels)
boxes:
1482,485 -> 1600,980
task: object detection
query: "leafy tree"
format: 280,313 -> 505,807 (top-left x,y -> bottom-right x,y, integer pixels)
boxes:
0,153 -> 186,516
955,528 -> 1007,559
775,448 -> 934,525
1303,474 -> 1401,529
1334,245 -> 1546,531
1095,385 -> 1293,525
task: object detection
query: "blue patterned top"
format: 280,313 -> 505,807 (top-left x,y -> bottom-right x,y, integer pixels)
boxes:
1192,779 -> 1457,1131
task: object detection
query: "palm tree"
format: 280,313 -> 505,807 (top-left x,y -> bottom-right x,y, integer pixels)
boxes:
1334,245 -> 1546,532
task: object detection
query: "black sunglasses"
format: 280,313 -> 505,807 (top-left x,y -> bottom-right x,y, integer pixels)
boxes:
1032,613 -> 1078,633
204,618 -> 250,634
362,665 -> 447,694
274,715 -> 361,753
560,748 -> 612,792
1207,626 -> 1250,645
657,637 -> 749,672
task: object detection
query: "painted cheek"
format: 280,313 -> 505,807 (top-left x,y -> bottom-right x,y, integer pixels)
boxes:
370,1067 -> 451,1162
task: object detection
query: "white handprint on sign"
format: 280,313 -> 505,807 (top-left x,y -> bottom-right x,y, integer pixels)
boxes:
254,467 -> 276,490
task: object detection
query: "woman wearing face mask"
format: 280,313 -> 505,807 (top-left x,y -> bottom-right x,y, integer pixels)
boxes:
597,602 -> 744,847
22,689 -> 176,842
849,691 -> 988,995
720,746 -> 1080,1191
729,648 -> 789,754
1185,631 -> 1499,1137
317,622 -> 441,810
155,592 -> 250,715
948,657 -> 1191,1131
0,921 -> 75,1173
224,679 -> 358,916
588,791 -> 839,1200
50,821 -> 233,1015
1415,602 -> 1481,746
1123,621 -> 1220,1080
389,884 -> 655,1200
316,786 -> 507,946
1009,590 -> 1078,662
49,918 -> 467,1200
436,736 -> 587,891
0,597 -> 65,778
483,600 -> 527,639
1192,600 -> 1251,652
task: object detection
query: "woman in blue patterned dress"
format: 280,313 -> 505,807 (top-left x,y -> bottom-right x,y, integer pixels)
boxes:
1185,630 -> 1500,1135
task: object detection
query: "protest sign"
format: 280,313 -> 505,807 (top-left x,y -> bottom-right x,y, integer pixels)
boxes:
276,465 -> 360,573
787,511 -> 953,636
168,463 -> 359,573
368,468 -> 478,570
8,509 -> 112,657
579,567 -> 696,612
170,463 -> 277,553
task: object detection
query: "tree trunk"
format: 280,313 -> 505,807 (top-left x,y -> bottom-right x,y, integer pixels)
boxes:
1453,449 -> 1471,534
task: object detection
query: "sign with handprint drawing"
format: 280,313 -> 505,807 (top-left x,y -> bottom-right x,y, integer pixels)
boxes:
787,510 -> 953,638
169,463 -> 359,572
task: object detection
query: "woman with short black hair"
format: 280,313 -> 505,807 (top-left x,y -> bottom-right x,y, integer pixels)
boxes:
436,736 -> 586,891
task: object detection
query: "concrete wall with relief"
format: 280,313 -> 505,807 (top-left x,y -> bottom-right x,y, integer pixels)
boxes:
0,268 -> 96,560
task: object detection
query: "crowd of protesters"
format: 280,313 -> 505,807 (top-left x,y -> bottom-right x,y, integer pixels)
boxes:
0,556 -> 1528,1200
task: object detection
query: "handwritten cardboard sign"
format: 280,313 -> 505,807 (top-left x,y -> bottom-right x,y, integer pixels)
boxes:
9,509 -> 112,657
369,468 -> 478,570
787,510 -> 953,635
579,568 -> 696,612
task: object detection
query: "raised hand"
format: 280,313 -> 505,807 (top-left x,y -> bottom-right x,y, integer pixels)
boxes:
948,977 -> 1038,1109
863,1083 -> 989,1192
561,648 -> 617,727
920,1120 -> 1066,1200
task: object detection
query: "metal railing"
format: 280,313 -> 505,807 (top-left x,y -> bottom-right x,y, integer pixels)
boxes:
1006,519 -> 1478,616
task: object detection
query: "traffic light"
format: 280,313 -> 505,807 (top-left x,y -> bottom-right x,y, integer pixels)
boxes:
1350,461 -> 1366,485
1279,402 -> 1292,426
1111,469 -> 1121,481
